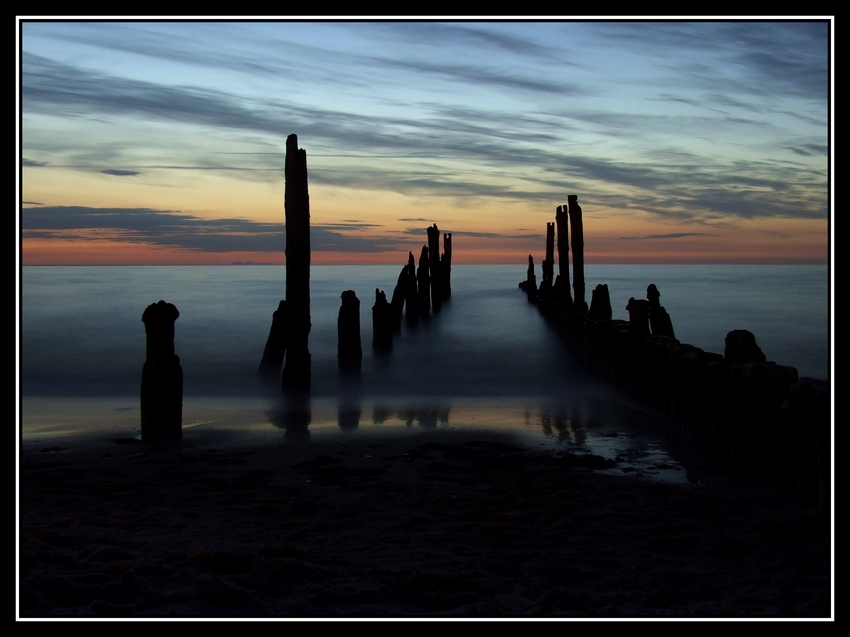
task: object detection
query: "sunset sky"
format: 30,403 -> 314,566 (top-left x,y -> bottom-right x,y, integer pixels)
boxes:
18,19 -> 831,265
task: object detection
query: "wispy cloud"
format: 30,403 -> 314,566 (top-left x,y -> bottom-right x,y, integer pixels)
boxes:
100,169 -> 140,176
620,232 -> 713,241
22,206 -> 406,253
20,20 -> 830,263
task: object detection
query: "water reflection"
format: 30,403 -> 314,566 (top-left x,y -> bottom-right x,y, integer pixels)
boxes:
538,407 -> 587,447
372,405 -> 451,428
338,403 -> 361,430
267,392 -> 312,442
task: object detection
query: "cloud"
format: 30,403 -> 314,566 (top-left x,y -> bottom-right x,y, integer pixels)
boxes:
400,227 -> 540,240
22,158 -> 48,167
22,206 -> 408,254
619,232 -> 713,241
21,23 -> 828,228
100,169 -> 140,176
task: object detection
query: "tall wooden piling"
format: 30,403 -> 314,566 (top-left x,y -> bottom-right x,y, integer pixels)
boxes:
282,134 -> 311,390
443,232 -> 452,300
417,246 -> 431,316
568,195 -> 586,312
405,251 -> 419,325
427,224 -> 442,311
556,205 -> 571,303
542,221 -> 555,291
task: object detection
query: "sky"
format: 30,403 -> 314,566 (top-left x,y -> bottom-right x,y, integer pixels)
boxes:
18,18 -> 832,265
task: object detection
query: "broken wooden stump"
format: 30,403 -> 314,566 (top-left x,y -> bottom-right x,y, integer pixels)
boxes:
589,283 -> 612,321
140,300 -> 183,441
372,288 -> 393,354
647,283 -> 675,338
338,290 -> 362,376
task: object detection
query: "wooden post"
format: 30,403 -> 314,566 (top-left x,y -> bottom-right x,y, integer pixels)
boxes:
417,245 -> 431,316
427,224 -> 442,311
542,221 -> 555,291
140,300 -> 183,441
282,134 -> 311,390
568,195 -> 586,312
405,251 -> 419,325
337,290 -> 362,375
442,232 -> 452,300
555,205 -> 572,304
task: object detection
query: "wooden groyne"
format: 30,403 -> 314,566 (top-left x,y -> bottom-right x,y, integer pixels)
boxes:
521,198 -> 830,509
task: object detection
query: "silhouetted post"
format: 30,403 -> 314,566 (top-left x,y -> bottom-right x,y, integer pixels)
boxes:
525,255 -> 537,293
140,300 -> 182,441
556,205 -> 572,304
372,288 -> 393,353
589,284 -> 612,321
258,300 -> 288,384
282,134 -> 311,390
405,251 -> 419,325
626,297 -> 651,337
442,232 -> 452,300
417,245 -> 431,316
389,265 -> 407,331
427,224 -> 443,311
724,330 -> 766,364
647,284 -> 675,338
568,195 -> 587,312
338,290 -> 362,375
541,221 -> 555,295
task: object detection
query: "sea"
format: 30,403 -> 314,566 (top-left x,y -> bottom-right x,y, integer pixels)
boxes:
19,264 -> 831,482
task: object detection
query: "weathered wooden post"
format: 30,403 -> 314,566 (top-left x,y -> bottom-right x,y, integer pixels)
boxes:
337,290 -> 362,375
442,232 -> 452,300
372,288 -> 393,353
523,254 -> 538,295
568,195 -> 587,312
140,300 -> 183,441
417,245 -> 431,317
282,133 -> 311,390
541,221 -> 555,294
647,284 -> 675,338
556,204 -> 572,305
405,251 -> 419,325
389,265 -> 407,331
427,224 -> 442,311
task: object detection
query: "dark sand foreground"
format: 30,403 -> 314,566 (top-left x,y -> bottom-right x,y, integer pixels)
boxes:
19,425 -> 832,619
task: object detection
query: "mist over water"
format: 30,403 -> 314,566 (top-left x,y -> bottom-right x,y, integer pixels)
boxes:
21,264 -> 829,401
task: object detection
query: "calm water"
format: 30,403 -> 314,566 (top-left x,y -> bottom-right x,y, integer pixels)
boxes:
20,264 -> 829,398
19,264 -> 830,482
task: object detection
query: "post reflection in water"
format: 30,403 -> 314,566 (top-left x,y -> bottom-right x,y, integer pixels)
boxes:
268,391 -> 312,442
370,405 -> 451,428
338,402 -> 361,430
538,407 -> 587,447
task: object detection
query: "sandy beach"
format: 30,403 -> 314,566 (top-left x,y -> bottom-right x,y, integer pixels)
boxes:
18,417 -> 832,619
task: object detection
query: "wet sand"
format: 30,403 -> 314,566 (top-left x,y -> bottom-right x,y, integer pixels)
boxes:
18,420 -> 832,619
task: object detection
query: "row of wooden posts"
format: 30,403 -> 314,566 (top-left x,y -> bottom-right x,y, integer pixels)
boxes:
520,198 -> 830,509
141,134 -> 455,441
